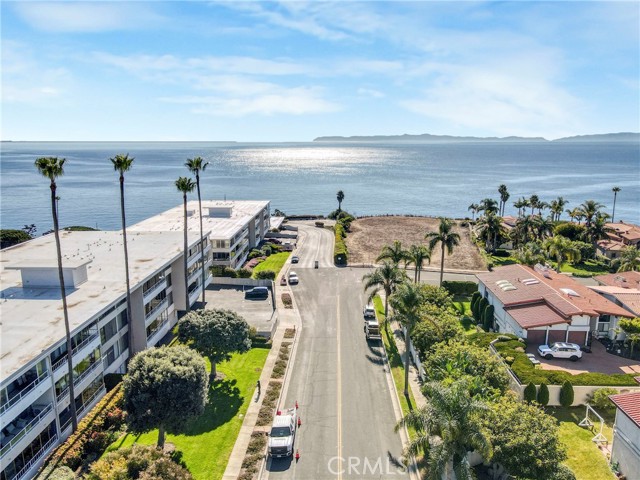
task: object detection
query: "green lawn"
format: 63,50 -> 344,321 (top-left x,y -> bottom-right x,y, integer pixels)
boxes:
107,347 -> 270,480
548,406 -> 616,480
560,260 -> 610,277
252,252 -> 290,278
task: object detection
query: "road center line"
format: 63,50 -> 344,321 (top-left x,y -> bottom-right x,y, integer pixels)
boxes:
336,295 -> 342,480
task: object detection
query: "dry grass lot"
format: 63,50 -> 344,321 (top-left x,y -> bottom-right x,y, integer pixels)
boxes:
345,216 -> 487,271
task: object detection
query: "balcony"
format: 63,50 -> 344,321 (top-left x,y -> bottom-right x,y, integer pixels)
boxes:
0,403 -> 53,460
187,243 -> 211,269
1,371 -> 49,420
11,433 -> 58,480
143,278 -> 167,301
146,319 -> 170,344
59,386 -> 106,432
145,298 -> 168,324
56,361 -> 102,403
51,331 -> 100,373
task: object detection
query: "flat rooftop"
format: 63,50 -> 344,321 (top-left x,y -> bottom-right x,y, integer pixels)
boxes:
0,230 -> 202,381
130,200 -> 270,240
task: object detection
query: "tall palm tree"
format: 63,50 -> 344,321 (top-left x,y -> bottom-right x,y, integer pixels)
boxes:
426,218 -> 460,286
543,236 -> 581,272
185,156 -> 210,305
362,261 -> 406,329
110,154 -> 135,354
395,379 -> 492,480
531,215 -> 554,241
512,215 -> 535,248
513,197 -> 529,218
35,157 -> 78,431
579,200 -> 605,230
176,177 -> 196,313
566,207 -> 583,225
389,282 -> 425,397
549,197 -> 568,222
585,212 -> 610,247
618,246 -> 640,272
476,213 -> 503,252
529,194 -> 540,215
514,242 -> 546,266
478,198 -> 499,217
467,203 -> 479,222
405,244 -> 431,283
612,187 -> 621,223
336,190 -> 345,213
377,240 -> 406,266
498,184 -> 509,216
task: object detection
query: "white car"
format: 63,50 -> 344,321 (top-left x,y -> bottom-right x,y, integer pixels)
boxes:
537,342 -> 583,361
288,271 -> 299,284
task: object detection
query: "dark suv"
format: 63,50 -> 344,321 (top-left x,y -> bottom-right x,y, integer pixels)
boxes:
245,287 -> 269,299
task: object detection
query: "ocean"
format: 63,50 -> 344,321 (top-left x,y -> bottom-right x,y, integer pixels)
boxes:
1,141 -> 638,232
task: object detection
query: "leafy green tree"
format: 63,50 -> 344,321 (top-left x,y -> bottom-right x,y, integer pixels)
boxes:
587,387 -> 618,410
123,345 -> 208,448
611,186 -> 621,223
178,309 -> 251,380
512,215 -> 536,247
362,261 -> 406,328
404,244 -> 431,282
186,156 -> 210,305
470,291 -> 481,315
559,381 -> 574,407
376,240 -> 406,266
479,197 -> 499,216
482,304 -> 495,331
619,317 -> 640,357
513,241 -> 546,266
538,382 -> 550,406
0,229 -> 32,249
395,379 -> 492,480
579,200 -> 605,231
35,156 -> 78,432
336,190 -> 345,212
618,247 -> 640,272
425,217 -> 460,286
549,196 -> 569,221
475,297 -> 489,323
529,194 -> 540,215
175,176 -> 196,312
543,235 -> 582,272
554,222 -> 586,241
111,153 -> 136,353
419,284 -> 453,311
483,396 -> 571,480
412,310 -> 464,359
523,382 -> 537,402
476,212 -> 504,252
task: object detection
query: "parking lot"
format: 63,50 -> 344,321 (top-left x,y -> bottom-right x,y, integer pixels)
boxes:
205,285 -> 277,337
526,340 -> 640,375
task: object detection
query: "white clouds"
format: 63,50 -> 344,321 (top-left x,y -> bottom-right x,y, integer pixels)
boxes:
12,2 -> 165,32
357,88 -> 384,99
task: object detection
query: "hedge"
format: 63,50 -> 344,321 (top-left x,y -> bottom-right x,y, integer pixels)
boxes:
441,281 -> 478,296
537,382 -> 550,406
560,381 -> 574,407
334,223 -> 348,266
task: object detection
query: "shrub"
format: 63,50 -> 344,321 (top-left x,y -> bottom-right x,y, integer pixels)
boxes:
482,304 -> 495,332
493,249 -> 511,257
587,387 -> 618,410
211,266 -> 238,278
281,293 -> 292,308
261,245 -> 272,256
0,229 -> 31,249
537,382 -> 550,406
237,268 -> 252,278
441,281 -> 478,296
523,382 -> 537,402
334,223 -> 348,265
555,222 -> 586,241
559,381 -> 574,407
248,249 -> 262,260
255,270 -> 276,280
45,466 -> 75,480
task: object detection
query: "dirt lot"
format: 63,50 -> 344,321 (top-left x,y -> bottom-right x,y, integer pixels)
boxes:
345,216 -> 486,271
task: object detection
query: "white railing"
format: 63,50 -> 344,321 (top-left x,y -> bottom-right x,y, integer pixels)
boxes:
145,298 -> 168,321
59,386 -> 106,432
147,318 -> 169,342
51,332 -> 99,372
143,278 -> 166,300
0,371 -> 49,415
56,361 -> 102,402
0,403 -> 53,459
12,434 -> 58,480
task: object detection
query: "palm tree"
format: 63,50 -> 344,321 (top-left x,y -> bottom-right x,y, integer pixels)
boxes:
549,196 -> 568,221
513,197 -> 529,218
467,203 -> 479,222
185,156 -> 210,305
405,244 -> 431,283
579,200 -> 605,230
336,190 -> 345,213
426,218 -> 460,286
612,187 -> 621,223
498,184 -> 509,216
377,240 -> 406,266
476,213 -> 503,252
531,215 -> 554,241
478,198 -> 499,216
395,379 -> 492,480
110,154 -> 135,354
529,194 -> 540,215
389,282 -> 425,397
35,157 -> 78,431
543,236 -> 581,272
566,207 -> 583,224
362,261 -> 406,330
513,242 -> 546,266
175,177 -> 196,313
618,246 -> 640,272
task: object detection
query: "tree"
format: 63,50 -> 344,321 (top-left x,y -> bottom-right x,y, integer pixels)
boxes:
467,203 -> 479,221
482,304 -> 494,332
512,215 -> 536,247
513,242 -> 546,266
390,282 -> 427,397
529,194 -> 540,215
376,240 -> 406,266
336,190 -> 345,212
618,246 -> 640,272
419,284 -> 454,310
470,291 -> 481,314
619,317 -> 640,357
185,156 -> 210,305
523,382 -> 537,403
513,197 -> 529,218
498,184 -> 509,216
0,229 -> 32,249
123,345 -> 208,449
559,381 -> 574,407
566,207 -> 584,224
611,186 -> 621,223
362,261 -> 406,330
178,309 -> 251,380
404,244 -> 431,283
483,396 -> 570,480
579,200 -> 605,231
476,212 -> 504,252
549,196 -> 569,221
584,212 -> 610,247
111,153 -> 136,354
426,218 -> 460,286
35,157 -> 78,432
395,379 -> 492,480
412,310 -> 464,359
478,197 -> 499,216
554,222 -> 586,241
531,214 -> 554,241
543,236 -> 581,272
175,177 -> 196,312
538,382 -> 550,406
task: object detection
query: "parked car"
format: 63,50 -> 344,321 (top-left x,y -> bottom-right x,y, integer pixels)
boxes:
244,286 -> 269,299
291,255 -> 299,263
537,342 -> 583,361
288,271 -> 299,284
268,408 -> 297,457
363,305 -> 376,319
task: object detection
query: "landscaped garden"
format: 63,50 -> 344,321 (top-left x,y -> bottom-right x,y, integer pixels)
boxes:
251,251 -> 290,278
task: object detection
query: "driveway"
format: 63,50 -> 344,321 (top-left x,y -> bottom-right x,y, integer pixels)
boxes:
205,285 -> 276,337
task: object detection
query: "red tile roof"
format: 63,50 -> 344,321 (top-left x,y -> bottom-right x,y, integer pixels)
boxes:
595,271 -> 640,289
505,303 -> 568,329
606,222 -> 640,242
609,392 -> 640,428
597,239 -> 625,252
477,264 -> 633,319
588,286 -> 640,317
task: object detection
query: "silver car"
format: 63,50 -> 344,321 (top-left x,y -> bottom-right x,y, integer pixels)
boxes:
537,342 -> 583,361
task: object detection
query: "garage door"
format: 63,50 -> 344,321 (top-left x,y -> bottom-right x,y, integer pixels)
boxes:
526,329 -> 546,345
548,329 -> 566,344
568,330 -> 587,345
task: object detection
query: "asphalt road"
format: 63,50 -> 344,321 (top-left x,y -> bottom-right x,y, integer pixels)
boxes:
266,224 -> 409,479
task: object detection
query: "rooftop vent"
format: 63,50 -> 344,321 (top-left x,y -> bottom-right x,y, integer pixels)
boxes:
496,280 -> 517,292
560,288 -> 580,297
534,263 -> 552,278
6,259 -> 91,288
522,278 -> 540,285
208,205 -> 233,218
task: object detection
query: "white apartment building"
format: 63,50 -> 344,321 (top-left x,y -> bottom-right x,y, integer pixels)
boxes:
0,230 -> 211,480
130,200 -> 271,270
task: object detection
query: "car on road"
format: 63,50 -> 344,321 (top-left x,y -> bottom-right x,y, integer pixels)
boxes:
363,305 -> 376,319
364,319 -> 381,341
288,271 -> 299,284
537,342 -> 583,361
268,408 -> 297,458
244,286 -> 269,299
291,255 -> 299,263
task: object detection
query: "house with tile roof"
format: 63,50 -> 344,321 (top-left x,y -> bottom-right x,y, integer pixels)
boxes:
597,221 -> 640,260
476,264 -> 633,346
609,392 -> 640,477
590,271 -> 640,321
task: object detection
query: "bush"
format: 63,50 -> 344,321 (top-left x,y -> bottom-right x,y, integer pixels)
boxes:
493,249 -> 511,257
0,229 -> 32,249
482,304 -> 495,331
587,387 -> 618,410
470,291 -> 481,312
559,381 -> 574,407
255,270 -> 276,280
441,281 -> 478,296
334,223 -> 348,265
261,245 -> 272,256
555,222 -> 586,241
537,382 -> 550,406
248,249 -> 263,260
211,266 -> 237,278
237,268 -> 252,278
572,241 -> 596,261
281,293 -> 292,308
45,466 -> 75,480
523,382 -> 537,402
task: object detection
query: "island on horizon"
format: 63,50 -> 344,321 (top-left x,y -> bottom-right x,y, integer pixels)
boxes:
313,132 -> 640,143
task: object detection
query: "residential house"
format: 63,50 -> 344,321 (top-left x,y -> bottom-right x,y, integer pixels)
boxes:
598,221 -> 640,260
609,392 -> 640,478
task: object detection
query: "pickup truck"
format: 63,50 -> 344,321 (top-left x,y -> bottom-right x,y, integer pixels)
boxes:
268,408 -> 297,457
364,319 -> 381,340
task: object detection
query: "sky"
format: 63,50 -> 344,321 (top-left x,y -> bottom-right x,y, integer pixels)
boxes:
1,1 -> 639,142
